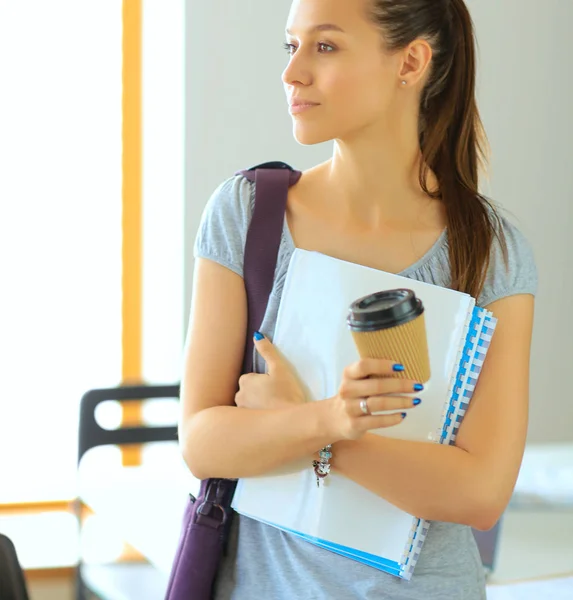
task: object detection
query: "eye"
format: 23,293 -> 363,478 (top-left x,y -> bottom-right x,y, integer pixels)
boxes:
283,41 -> 336,56
318,42 -> 335,53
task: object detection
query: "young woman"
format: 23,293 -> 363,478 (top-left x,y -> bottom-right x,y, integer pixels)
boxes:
179,0 -> 537,598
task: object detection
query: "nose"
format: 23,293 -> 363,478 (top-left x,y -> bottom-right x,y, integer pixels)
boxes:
281,49 -> 312,88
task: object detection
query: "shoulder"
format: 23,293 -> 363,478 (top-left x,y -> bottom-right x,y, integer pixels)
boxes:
201,174 -> 255,226
193,174 -> 255,278
478,210 -> 538,307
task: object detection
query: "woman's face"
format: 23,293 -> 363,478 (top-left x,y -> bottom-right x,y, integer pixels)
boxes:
282,0 -> 402,146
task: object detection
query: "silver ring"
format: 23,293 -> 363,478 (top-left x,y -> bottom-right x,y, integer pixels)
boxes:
359,399 -> 370,416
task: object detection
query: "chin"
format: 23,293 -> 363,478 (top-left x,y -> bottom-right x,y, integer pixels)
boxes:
292,122 -> 335,146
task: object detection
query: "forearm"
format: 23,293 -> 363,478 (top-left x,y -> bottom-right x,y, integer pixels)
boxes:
332,434 -> 499,530
180,401 -> 335,480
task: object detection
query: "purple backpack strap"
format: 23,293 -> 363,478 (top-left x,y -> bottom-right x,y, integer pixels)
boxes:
165,162 -> 301,600
238,163 -> 302,372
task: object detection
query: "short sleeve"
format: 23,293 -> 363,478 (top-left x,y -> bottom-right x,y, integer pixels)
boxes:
193,175 -> 255,278
477,214 -> 538,307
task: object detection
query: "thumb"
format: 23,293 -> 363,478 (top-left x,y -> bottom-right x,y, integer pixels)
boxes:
253,331 -> 281,373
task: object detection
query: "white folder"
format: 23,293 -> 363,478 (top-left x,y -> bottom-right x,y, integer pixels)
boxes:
232,249 -> 497,579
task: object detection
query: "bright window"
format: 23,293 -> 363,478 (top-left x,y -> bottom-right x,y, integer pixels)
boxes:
0,0 -> 123,505
0,0 -> 185,570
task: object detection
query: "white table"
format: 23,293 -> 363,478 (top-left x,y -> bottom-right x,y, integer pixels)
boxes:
486,442 -> 573,597
510,443 -> 573,508
487,575 -> 573,599
78,444 -> 197,574
489,509 -> 573,583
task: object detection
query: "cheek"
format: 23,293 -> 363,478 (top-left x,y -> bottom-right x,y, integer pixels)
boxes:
324,66 -> 389,121
289,60 -> 393,145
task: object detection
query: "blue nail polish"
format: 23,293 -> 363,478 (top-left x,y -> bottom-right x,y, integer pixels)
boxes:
401,412 -> 407,419
393,364 -> 405,372
413,398 -> 422,406
414,383 -> 424,392
254,331 -> 265,341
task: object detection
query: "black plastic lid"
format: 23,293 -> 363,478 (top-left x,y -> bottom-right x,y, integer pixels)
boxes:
347,289 -> 424,332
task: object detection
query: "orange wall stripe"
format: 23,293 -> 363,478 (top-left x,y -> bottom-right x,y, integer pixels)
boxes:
0,500 -> 74,515
0,500 -> 94,518
122,0 -> 142,384
122,0 -> 143,466
24,567 -> 76,581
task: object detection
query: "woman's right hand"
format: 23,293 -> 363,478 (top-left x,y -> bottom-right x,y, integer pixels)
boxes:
328,358 -> 424,441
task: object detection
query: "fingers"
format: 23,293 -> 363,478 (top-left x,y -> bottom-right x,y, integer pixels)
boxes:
344,396 -> 420,437
339,375 -> 423,400
335,359 -> 426,440
360,412 -> 407,430
344,358 -> 404,380
253,331 -> 280,373
338,407 -> 408,440
356,395 -> 421,417
238,373 -> 256,388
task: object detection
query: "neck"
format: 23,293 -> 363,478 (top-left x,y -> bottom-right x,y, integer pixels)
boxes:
324,118 -> 437,228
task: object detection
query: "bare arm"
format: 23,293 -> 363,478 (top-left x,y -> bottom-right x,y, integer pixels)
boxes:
178,258 -> 334,480
331,294 -> 534,531
182,403 -> 335,480
179,258 -> 415,480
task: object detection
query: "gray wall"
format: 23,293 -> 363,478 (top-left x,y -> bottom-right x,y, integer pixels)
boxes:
183,0 -> 329,322
467,0 -> 573,442
184,1 -> 573,443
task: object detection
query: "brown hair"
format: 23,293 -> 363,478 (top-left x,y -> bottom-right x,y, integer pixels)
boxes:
368,0 -> 506,299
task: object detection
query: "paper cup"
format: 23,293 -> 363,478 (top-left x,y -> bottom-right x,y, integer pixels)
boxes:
347,289 -> 431,383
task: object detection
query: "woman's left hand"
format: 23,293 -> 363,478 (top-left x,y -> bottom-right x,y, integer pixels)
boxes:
235,333 -> 307,410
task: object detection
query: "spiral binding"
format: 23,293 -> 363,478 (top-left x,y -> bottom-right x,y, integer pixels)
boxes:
434,302 -> 476,444
448,311 -> 497,445
443,306 -> 487,444
397,305 -> 498,580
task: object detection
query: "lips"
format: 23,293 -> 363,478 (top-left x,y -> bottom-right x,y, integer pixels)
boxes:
289,98 -> 320,107
289,99 -> 321,114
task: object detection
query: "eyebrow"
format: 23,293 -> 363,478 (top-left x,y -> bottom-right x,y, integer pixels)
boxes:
285,24 -> 346,36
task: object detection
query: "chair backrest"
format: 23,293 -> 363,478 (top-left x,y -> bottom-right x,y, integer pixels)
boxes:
76,384 -> 181,598
78,384 -> 180,463
0,534 -> 30,600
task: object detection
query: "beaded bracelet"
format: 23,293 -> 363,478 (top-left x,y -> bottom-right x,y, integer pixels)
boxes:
312,445 -> 333,487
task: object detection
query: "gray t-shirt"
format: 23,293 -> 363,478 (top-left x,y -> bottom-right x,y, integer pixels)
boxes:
194,174 -> 538,600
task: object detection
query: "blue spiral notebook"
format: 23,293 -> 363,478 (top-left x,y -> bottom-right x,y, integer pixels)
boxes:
232,249 -> 497,580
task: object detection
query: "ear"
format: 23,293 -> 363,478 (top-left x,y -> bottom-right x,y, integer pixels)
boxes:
398,39 -> 433,87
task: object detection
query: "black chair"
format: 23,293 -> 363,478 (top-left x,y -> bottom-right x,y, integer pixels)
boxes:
76,384 -> 180,600
0,534 -> 30,600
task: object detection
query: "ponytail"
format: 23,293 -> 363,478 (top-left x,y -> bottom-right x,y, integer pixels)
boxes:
370,0 -> 507,299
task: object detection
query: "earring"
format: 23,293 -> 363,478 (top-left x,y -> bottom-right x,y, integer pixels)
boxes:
401,80 -> 407,86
